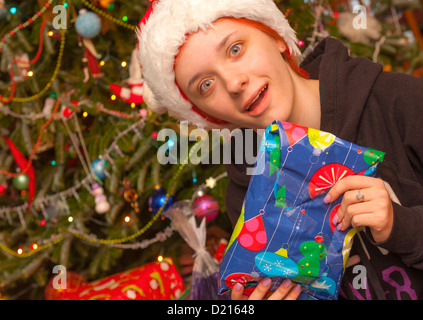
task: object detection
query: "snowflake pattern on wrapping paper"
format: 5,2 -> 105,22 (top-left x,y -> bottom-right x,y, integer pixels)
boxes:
281,268 -> 297,277
263,264 -> 272,272
274,260 -> 284,268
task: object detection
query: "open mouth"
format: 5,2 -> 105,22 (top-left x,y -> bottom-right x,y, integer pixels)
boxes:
245,84 -> 268,113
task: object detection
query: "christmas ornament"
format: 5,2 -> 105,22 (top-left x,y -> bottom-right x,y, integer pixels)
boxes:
309,271 -> 336,296
12,174 -> 29,190
0,183 -> 6,196
148,187 -> 175,214
123,188 -> 139,213
293,240 -> 328,283
205,177 -> 216,189
98,0 -> 114,10
42,97 -> 55,118
62,101 -> 78,118
308,163 -> 354,198
3,136 -> 35,210
255,251 -> 298,278
232,205 -> 268,252
109,49 -> 144,105
75,10 -> 102,39
45,258 -> 184,300
13,53 -> 29,82
92,183 -> 110,214
79,37 -> 103,82
192,194 -> 219,222
91,158 -> 108,180
109,83 -> 143,104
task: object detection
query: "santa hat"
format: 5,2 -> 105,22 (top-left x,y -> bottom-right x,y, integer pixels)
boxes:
137,0 -> 301,129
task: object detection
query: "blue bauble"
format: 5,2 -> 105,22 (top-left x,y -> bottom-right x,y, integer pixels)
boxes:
75,11 -> 101,38
91,159 -> 108,180
255,252 -> 299,278
148,187 -> 175,214
309,274 -> 337,296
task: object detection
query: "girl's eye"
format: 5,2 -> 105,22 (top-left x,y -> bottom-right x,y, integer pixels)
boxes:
199,79 -> 213,94
229,43 -> 242,57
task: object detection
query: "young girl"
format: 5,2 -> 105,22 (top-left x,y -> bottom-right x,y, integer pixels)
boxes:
138,0 -> 423,300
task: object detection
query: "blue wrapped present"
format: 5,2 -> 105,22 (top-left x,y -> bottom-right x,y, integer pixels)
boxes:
218,121 -> 385,300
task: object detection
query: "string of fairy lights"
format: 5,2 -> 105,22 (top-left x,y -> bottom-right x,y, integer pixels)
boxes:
0,137 -> 226,258
0,0 -> 220,258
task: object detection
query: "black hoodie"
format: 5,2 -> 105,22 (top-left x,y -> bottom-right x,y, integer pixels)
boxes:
224,37 -> 423,300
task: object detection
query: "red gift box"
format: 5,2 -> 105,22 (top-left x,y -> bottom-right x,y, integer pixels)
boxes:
45,258 -> 184,300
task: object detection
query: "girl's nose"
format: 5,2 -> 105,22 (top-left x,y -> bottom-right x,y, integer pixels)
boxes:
224,71 -> 248,95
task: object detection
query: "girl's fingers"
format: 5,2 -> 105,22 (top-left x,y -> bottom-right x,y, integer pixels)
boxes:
324,176 -> 379,204
283,284 -> 302,300
267,279 -> 294,300
336,201 -> 373,231
247,278 -> 272,300
336,188 -> 371,222
231,283 -> 246,300
336,204 -> 374,231
348,212 -> 378,230
267,280 -> 302,300
232,279 -> 301,300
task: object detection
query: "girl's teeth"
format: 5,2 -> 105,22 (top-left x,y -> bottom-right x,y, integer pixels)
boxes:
248,85 -> 267,111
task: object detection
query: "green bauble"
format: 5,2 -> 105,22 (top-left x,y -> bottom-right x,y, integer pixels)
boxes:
12,174 -> 29,190
363,148 -> 385,165
293,241 -> 327,284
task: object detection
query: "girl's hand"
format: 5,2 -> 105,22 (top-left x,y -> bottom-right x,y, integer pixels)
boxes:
231,278 -> 301,300
324,176 -> 394,243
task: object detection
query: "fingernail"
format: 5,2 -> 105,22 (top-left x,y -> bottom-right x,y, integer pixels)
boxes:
234,283 -> 243,292
293,284 -> 301,292
323,194 -> 331,204
332,214 -> 338,225
336,223 -> 343,231
262,278 -> 272,287
282,279 -> 292,288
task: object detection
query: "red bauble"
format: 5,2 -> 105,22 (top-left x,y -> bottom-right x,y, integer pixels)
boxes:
192,194 -> 219,222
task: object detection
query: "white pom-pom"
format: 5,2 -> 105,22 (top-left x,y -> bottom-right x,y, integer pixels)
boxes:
95,201 -> 110,214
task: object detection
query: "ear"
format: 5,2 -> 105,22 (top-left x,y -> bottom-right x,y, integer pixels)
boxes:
276,39 -> 286,54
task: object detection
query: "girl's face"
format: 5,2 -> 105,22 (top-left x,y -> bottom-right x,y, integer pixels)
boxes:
175,19 -> 297,130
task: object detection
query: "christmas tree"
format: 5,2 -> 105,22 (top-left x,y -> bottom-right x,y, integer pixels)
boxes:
0,0 -> 421,300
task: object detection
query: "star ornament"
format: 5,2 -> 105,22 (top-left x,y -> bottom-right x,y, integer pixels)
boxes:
205,177 -> 216,189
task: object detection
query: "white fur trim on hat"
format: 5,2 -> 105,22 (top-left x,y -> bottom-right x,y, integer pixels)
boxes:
137,0 -> 300,129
